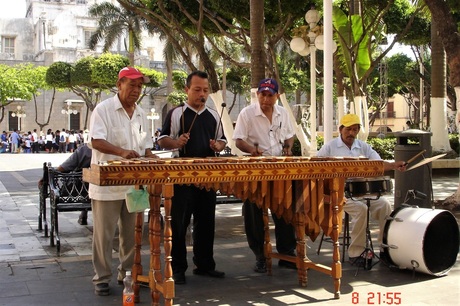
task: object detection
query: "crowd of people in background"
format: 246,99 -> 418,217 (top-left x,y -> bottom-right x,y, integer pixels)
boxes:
0,127 -> 165,154
0,128 -> 90,154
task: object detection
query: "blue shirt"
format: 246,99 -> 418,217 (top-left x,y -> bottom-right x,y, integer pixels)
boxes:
11,132 -> 20,145
317,136 -> 381,160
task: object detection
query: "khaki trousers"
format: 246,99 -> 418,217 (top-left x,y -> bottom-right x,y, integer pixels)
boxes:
91,199 -> 136,284
345,197 -> 391,258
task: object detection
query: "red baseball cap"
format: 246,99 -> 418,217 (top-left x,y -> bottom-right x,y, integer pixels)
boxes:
118,67 -> 150,83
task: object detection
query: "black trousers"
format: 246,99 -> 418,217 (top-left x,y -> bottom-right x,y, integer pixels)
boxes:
243,200 -> 297,262
171,185 -> 217,274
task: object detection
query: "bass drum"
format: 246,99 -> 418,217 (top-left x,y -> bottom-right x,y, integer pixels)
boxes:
383,206 -> 459,276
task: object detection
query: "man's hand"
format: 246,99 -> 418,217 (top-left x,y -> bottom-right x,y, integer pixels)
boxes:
176,133 -> 190,149
120,149 -> 141,159
394,160 -> 407,171
209,139 -> 226,152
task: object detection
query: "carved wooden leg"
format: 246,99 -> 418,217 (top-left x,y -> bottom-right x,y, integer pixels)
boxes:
330,178 -> 343,299
161,184 -> 175,306
132,209 -> 144,303
148,184 -> 163,305
294,212 -> 307,287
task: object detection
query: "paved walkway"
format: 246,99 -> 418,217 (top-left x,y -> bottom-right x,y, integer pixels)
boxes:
0,153 -> 458,305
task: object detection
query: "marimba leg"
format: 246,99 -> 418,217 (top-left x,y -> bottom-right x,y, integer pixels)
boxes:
148,184 -> 164,305
132,209 -> 144,303
161,184 -> 175,305
294,212 -> 308,287
330,178 -> 342,299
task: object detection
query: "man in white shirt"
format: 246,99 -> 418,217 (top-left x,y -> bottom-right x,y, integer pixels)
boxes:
233,78 -> 297,273
32,129 -> 39,153
59,129 -> 68,153
88,66 -> 157,296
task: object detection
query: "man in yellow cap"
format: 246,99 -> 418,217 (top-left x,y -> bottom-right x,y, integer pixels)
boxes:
317,114 -> 406,267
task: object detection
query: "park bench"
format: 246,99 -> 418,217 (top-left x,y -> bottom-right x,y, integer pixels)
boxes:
38,162 -> 91,252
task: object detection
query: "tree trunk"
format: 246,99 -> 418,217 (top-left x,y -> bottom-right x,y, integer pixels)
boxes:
250,0 -> 266,89
430,20 -> 452,152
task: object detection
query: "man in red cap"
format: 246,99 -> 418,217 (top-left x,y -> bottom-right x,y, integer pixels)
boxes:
317,114 -> 406,267
88,66 -> 157,296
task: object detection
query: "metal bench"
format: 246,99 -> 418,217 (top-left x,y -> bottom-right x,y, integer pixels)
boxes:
47,165 -> 91,252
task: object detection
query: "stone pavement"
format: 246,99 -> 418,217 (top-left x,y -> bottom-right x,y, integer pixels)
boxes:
0,153 -> 458,305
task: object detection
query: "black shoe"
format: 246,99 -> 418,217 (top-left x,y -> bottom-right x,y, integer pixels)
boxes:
253,260 -> 267,273
78,217 -> 88,225
193,268 -> 225,278
94,283 -> 110,296
278,260 -> 297,270
173,272 -> 186,284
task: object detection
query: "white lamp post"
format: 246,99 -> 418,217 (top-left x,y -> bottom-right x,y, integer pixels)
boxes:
147,108 -> 160,134
11,105 -> 27,130
290,7 -> 336,156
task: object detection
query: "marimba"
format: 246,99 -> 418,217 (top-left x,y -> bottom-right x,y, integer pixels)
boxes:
83,156 -> 384,305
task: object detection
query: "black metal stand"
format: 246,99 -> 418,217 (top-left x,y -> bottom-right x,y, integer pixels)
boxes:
350,193 -> 382,274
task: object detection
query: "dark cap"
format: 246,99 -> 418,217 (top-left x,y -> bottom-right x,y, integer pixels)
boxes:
257,78 -> 279,94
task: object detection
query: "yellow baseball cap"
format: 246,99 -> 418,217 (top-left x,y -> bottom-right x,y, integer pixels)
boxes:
340,114 -> 361,127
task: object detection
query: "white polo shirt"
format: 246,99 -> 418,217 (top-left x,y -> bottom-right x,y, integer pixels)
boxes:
88,94 -> 153,201
233,103 -> 294,156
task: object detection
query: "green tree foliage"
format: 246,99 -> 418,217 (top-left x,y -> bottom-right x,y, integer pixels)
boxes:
0,64 -> 57,128
224,66 -> 251,111
1,64 -> 36,105
45,53 -> 165,127
166,70 -> 187,106
171,70 -> 187,91
46,62 -> 72,89
117,0 -> 313,91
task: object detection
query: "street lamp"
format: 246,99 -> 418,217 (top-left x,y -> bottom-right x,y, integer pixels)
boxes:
290,7 -> 336,156
11,105 -> 27,130
147,107 -> 160,134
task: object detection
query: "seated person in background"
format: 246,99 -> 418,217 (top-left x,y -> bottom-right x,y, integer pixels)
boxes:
317,114 -> 406,266
38,143 -> 92,224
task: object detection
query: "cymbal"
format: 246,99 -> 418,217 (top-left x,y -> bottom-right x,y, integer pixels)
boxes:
406,153 -> 447,171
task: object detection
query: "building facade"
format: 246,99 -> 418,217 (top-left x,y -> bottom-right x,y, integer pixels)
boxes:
1,0 -> 168,136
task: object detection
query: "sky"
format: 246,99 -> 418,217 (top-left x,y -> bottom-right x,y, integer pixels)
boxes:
0,0 -> 26,18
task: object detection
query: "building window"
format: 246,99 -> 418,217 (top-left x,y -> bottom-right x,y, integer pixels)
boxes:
69,113 -> 81,131
2,37 -> 15,54
84,30 -> 96,48
9,112 -> 19,131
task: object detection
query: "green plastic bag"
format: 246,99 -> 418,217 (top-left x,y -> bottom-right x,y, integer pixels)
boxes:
125,187 -> 150,213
